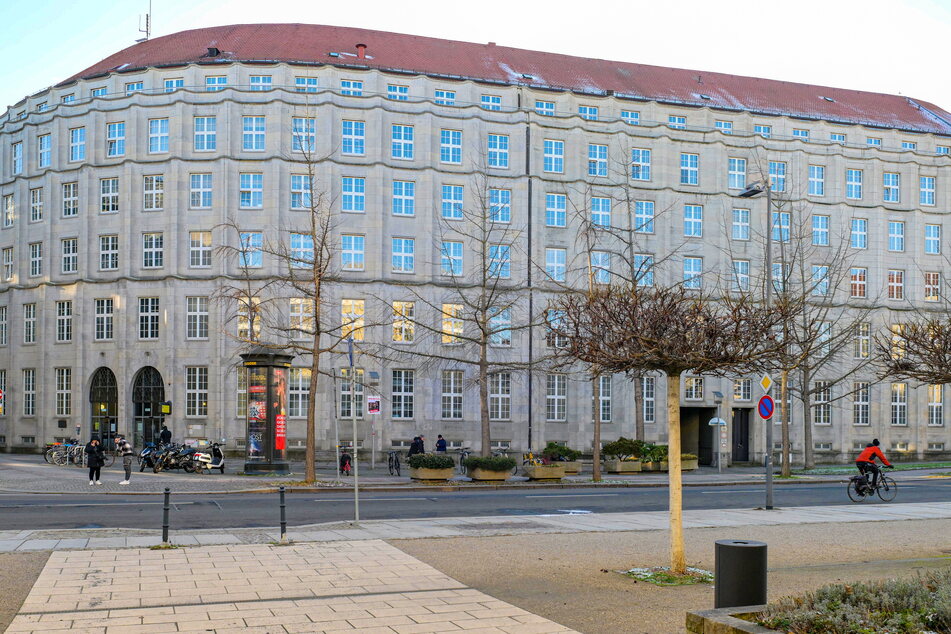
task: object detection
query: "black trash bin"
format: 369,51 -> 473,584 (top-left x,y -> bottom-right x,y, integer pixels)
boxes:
714,539 -> 767,609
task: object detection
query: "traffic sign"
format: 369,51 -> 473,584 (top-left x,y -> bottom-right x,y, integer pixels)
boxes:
708,417 -> 727,426
758,395 -> 775,420
760,374 -> 773,393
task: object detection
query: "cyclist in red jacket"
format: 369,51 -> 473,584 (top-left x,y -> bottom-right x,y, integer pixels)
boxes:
856,438 -> 892,489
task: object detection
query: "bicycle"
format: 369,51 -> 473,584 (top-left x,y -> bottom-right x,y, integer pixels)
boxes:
458,448 -> 471,474
847,466 -> 897,502
491,449 -> 520,475
387,450 -> 402,477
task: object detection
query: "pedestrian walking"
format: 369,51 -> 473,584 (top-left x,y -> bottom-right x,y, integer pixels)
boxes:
435,435 -> 447,453
86,438 -> 105,486
408,436 -> 422,457
159,425 -> 172,445
116,434 -> 134,485
418,435 -> 426,453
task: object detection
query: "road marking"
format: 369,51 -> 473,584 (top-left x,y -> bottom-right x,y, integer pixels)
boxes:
311,497 -> 430,502
0,501 -> 196,508
525,493 -> 619,498
700,489 -> 762,494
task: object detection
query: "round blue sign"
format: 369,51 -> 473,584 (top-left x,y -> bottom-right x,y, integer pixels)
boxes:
758,395 -> 775,420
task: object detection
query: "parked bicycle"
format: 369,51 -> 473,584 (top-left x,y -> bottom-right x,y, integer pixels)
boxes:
387,450 -> 402,476
492,449 -> 520,475
458,447 -> 472,474
847,466 -> 897,502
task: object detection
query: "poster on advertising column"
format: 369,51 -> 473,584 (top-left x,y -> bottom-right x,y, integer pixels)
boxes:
367,396 -> 381,415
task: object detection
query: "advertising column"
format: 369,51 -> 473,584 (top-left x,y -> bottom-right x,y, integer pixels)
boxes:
240,347 -> 294,475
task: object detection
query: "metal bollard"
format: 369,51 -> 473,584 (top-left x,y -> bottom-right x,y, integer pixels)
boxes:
279,485 -> 287,543
714,539 -> 767,609
162,487 -> 171,544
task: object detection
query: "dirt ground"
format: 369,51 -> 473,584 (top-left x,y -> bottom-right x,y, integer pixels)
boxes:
0,551 -> 50,633
393,518 -> 951,634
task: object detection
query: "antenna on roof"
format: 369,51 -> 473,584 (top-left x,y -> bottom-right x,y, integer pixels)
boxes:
136,0 -> 152,43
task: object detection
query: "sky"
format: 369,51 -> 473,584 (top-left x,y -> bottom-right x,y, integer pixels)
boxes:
2,0 -> 950,112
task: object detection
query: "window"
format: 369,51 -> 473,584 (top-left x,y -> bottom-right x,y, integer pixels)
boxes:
902,140 -> 917,150
668,115 -> 686,129
728,158 -> 746,189
921,176 -> 936,206
846,169 -> 863,199
887,269 -> 905,300
481,95 -> 502,111
851,218 -> 868,249
535,100 -> 555,116
545,247 -> 566,282
291,117 -> 316,152
441,370 -> 463,420
591,251 -> 611,284
543,139 -> 564,173
186,297 -> 209,339
883,172 -> 900,203
383,84 -> 408,101
143,175 -> 164,211
288,369 -> 311,417
489,307 -> 512,346
853,322 -> 871,359
125,81 -> 143,94
91,86 -> 107,97
591,197 -> 611,227
247,75 -> 271,91
635,200 -> 655,233
190,174 -> 212,208
22,369 -> 35,416
546,193 -> 566,227
388,369 -> 416,418
106,122 -> 125,157
341,234 -> 365,271
189,232 -> 212,268
441,185 -> 463,219
56,300 -> 72,342
684,256 -> 702,289
489,245 -> 511,278
793,128 -> 810,140
340,79 -> 362,96
440,241 -> 463,276
193,116 -> 216,151
732,260 -> 750,292
440,129 -> 461,164
830,132 -> 846,143
61,238 -> 77,274
850,267 -> 867,298
342,177 -> 365,212
238,298 -> 263,343
938,145 -> 951,155
142,233 -> 163,269
769,161 -> 786,192
593,375 -> 612,423
866,137 -> 882,147
387,124 -> 414,160
578,105 -> 598,120
392,301 -> 415,343
812,215 -> 830,246
716,120 -> 733,134
147,118 -> 169,153
772,211 -> 791,242
94,298 -> 113,340
545,374 -> 567,421
631,148 -> 651,181
929,384 -> 944,426
546,309 -> 567,348
341,120 -> 365,155
642,377 -> 656,423
888,221 -> 905,252
290,174 -> 311,210
683,204 -> 703,237
808,165 -> 825,196
621,110 -> 640,125
238,232 -> 262,268
23,303 -> 36,344
29,188 -> 42,222
69,127 -> 85,161
754,124 -> 771,138
341,299 -> 365,341
2,247 -> 11,280
11,142 -> 22,175
732,208 -> 750,240
891,383 -> 907,426
283,234 -> 312,271
240,116 -> 265,151
733,379 -> 752,401
434,89 -> 455,105
392,181 -> 415,216
633,253 -> 654,287
925,272 -> 942,302
338,367 -> 365,419
811,265 -> 830,296
391,238 -> 415,273
62,93 -> 75,103
684,376 -> 703,400
205,76 -> 226,91
100,177 -> 119,213
185,367 -> 208,417
478,133 -> 509,169
489,373 -> 511,420
926,224 -> 941,255
680,153 -> 699,185
0,307 -> 5,346
441,304 -> 463,344
62,182 -> 78,217
164,78 -> 183,92
239,173 -> 263,208
852,382 -> 870,425
138,297 -> 159,339
489,188 -> 511,223
99,235 -> 118,270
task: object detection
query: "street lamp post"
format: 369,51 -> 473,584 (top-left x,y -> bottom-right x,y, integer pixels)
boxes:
738,181 -> 775,510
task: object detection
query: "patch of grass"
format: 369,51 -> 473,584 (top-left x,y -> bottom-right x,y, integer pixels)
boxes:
149,543 -> 178,550
624,566 -> 713,586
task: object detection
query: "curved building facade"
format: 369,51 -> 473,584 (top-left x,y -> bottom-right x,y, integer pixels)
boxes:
1,24 -> 950,462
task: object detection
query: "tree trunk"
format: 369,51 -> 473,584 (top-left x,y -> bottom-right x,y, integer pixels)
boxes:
781,369 -> 791,477
479,352 -> 491,457
305,351 -> 320,484
666,373 -> 685,575
634,374 -> 645,441
592,375 -> 602,482
802,369 -> 815,470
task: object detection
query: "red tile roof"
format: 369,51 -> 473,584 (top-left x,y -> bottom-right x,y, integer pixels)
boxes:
60,23 -> 951,135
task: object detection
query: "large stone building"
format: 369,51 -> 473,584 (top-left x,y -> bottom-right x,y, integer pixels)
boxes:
1,23 -> 949,463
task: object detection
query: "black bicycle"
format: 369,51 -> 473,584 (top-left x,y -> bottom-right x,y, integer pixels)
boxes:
388,450 -> 401,476
847,466 -> 897,502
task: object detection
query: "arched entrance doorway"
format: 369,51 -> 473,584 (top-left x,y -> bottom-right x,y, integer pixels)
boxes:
89,367 -> 118,445
132,366 -> 165,447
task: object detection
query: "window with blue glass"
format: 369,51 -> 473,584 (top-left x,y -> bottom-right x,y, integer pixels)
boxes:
342,120 -> 365,155
851,218 -> 868,249
635,200 -> 654,233
591,197 -> 611,226
812,215 -> 830,246
440,129 -> 462,164
442,185 -> 463,219
544,140 -> 564,173
925,224 -> 941,255
683,257 -> 702,289
489,245 -> 511,278
490,189 -> 511,223
239,232 -> 262,268
683,204 -> 703,237
808,165 -> 825,196
631,148 -> 651,181
588,144 -> 607,176
441,241 -> 463,275
888,221 -> 905,252
488,134 -> 509,168
392,181 -> 415,216
546,193 -> 567,227
680,153 -> 699,185
391,124 -> 414,159
342,177 -> 366,212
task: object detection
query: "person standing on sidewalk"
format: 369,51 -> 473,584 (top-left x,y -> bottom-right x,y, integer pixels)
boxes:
435,435 -> 447,453
86,438 -> 105,486
116,434 -> 134,485
160,425 -> 171,445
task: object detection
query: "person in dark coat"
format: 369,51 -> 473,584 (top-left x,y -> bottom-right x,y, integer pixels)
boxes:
435,435 -> 447,453
86,438 -> 105,486
160,425 -> 172,445
408,436 -> 421,457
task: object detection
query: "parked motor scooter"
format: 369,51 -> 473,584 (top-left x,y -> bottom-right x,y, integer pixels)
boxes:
192,442 -> 226,474
138,442 -> 158,472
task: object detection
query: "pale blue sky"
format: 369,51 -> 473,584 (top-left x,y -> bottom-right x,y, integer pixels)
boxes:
3,0 -> 950,112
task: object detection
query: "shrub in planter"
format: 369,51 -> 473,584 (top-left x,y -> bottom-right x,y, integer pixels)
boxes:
463,456 -> 517,473
602,437 -> 646,461
407,454 -> 456,470
541,442 -> 582,462
681,453 -> 699,470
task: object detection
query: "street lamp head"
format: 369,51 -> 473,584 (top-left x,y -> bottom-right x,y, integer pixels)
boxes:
738,182 -> 765,198
712,390 -> 724,404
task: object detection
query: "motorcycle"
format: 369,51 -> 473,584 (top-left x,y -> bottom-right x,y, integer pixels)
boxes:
138,442 -> 159,472
192,443 -> 225,475
153,444 -> 196,473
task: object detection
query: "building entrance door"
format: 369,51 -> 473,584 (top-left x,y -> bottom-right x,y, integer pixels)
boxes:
89,367 -> 118,446
731,408 -> 751,462
131,366 -> 165,448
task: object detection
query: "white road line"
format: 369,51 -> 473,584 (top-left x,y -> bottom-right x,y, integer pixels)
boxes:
525,493 -> 619,498
701,489 -> 761,494
0,501 -> 196,508
311,497 -> 430,502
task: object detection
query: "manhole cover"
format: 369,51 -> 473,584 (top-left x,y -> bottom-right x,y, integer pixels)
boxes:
456,521 -> 545,531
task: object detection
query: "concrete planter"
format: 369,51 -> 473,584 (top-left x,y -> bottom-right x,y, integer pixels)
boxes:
641,461 -> 663,472
561,460 -> 582,474
409,467 -> 454,481
660,460 -> 669,471
524,464 -> 566,480
682,459 -> 699,471
686,605 -> 770,633
468,467 -> 511,482
604,459 -> 641,473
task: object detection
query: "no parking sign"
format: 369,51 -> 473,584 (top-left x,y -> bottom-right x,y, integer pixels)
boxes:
758,395 -> 775,420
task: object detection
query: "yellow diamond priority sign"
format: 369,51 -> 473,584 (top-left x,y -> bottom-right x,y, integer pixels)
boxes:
760,374 -> 773,393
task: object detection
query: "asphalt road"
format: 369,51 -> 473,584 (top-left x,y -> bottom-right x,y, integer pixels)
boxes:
2,479 -> 950,530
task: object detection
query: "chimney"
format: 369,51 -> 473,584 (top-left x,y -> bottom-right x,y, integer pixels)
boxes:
355,43 -> 367,59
